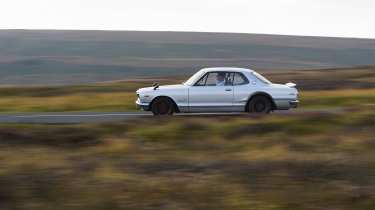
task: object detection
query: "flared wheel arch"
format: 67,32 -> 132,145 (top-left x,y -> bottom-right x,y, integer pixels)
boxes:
245,92 -> 276,112
149,96 -> 180,113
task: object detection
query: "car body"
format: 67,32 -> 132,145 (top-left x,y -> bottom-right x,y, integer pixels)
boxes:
136,67 -> 299,115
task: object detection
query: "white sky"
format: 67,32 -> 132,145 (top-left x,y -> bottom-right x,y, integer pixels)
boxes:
0,0 -> 374,38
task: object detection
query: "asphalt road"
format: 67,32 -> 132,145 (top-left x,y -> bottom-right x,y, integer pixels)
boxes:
0,109 -> 344,124
0,112 -> 151,124
0,112 -> 249,124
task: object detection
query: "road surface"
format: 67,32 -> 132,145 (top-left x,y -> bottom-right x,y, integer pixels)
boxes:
0,109 -> 344,124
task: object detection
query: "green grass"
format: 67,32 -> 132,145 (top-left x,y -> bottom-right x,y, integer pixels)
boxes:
0,107 -> 374,210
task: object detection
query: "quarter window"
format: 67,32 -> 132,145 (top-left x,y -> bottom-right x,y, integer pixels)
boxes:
195,74 -> 207,86
232,73 -> 249,85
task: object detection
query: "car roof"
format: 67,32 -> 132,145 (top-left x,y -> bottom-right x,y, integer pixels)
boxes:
200,67 -> 254,73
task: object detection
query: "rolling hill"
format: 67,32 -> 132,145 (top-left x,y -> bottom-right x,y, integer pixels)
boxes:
0,30 -> 375,85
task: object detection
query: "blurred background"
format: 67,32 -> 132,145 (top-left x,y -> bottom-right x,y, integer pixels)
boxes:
0,0 -> 375,209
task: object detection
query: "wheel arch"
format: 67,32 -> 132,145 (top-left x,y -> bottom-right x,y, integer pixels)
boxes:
149,96 -> 180,113
245,92 -> 277,112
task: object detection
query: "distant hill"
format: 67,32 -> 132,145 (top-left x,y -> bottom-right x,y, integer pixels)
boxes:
0,30 -> 375,85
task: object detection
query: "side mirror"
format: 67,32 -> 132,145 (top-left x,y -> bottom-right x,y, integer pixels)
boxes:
152,82 -> 159,90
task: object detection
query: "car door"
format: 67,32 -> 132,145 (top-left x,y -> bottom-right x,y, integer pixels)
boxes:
188,72 -> 234,112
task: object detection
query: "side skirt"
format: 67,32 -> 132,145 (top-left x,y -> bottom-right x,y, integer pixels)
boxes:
179,106 -> 244,113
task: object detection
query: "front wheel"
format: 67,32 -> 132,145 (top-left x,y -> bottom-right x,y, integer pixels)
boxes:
247,96 -> 272,114
151,97 -> 174,116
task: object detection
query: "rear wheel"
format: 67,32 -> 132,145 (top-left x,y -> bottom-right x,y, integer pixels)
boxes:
247,96 -> 272,114
151,97 -> 174,116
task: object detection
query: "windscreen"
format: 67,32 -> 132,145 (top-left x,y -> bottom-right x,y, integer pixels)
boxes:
184,71 -> 205,86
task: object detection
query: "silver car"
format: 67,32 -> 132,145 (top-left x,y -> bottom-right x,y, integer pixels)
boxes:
136,67 -> 299,115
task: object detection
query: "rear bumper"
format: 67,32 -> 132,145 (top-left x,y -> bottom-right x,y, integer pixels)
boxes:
274,99 -> 299,110
289,100 -> 299,108
136,99 -> 150,111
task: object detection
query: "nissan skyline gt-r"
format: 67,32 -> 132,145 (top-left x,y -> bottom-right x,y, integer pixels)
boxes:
136,67 -> 299,115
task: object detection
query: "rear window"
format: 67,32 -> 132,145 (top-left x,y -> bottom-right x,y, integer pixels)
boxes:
253,72 -> 271,84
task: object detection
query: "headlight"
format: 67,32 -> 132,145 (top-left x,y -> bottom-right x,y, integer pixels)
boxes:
138,94 -> 151,103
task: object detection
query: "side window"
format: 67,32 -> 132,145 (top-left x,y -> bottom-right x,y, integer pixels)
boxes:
205,73 -> 219,86
233,73 -> 249,86
194,72 -> 233,86
205,72 -> 232,86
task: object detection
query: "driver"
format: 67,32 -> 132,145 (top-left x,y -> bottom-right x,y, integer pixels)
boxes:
216,72 -> 226,86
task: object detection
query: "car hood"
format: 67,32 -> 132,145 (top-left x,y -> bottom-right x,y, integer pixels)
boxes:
137,84 -> 188,93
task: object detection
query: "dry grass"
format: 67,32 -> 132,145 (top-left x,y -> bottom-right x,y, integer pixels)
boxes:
0,87 -> 373,112
0,92 -> 137,112
300,88 -> 375,108
0,108 -> 374,210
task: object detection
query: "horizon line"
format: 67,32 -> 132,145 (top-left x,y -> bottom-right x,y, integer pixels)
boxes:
1,28 -> 375,40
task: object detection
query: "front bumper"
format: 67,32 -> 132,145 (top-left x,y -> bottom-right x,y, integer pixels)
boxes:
136,98 -> 150,111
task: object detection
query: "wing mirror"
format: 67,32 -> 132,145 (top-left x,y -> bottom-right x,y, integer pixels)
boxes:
152,82 -> 159,90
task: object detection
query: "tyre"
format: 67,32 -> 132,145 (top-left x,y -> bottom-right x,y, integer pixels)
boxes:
247,95 -> 272,114
151,97 -> 174,116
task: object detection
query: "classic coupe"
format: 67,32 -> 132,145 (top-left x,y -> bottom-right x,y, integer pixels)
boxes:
136,67 -> 299,115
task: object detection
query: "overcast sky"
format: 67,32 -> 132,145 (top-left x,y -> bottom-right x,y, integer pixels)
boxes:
0,0 -> 374,38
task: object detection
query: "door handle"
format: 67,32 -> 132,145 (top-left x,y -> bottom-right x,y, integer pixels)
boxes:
225,88 -> 232,91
